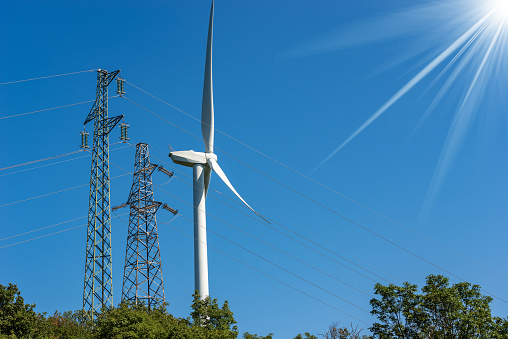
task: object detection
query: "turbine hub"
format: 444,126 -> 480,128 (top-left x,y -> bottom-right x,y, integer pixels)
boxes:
205,152 -> 217,162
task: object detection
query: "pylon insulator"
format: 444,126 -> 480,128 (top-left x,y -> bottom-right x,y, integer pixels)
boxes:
158,166 -> 174,178
80,130 -> 89,149
162,204 -> 178,215
116,77 -> 125,96
119,123 -> 129,142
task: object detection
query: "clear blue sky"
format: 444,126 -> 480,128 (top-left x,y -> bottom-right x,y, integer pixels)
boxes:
1,0 -> 508,337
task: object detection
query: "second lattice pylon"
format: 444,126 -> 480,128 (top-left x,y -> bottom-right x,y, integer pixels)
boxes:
119,142 -> 176,309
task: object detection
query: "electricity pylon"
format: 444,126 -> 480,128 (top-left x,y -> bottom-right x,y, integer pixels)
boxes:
83,69 -> 123,316
118,143 -> 176,309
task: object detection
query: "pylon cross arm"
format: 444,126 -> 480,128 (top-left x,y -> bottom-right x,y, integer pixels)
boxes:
84,102 -> 98,125
101,115 -> 124,136
105,70 -> 120,86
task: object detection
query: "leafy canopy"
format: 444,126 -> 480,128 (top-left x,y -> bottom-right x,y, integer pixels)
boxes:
369,274 -> 508,338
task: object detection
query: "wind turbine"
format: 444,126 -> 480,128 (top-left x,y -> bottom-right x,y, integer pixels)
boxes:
169,0 -> 266,300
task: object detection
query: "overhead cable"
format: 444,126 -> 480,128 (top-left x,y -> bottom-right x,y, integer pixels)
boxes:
121,98 -> 454,278
142,144 -> 394,284
0,69 -> 97,86
0,154 -> 89,177
107,156 -> 373,310
0,100 -> 94,120
131,142 -> 390,284
0,150 -> 85,172
0,215 -> 87,243
155,184 -> 374,299
161,215 -> 369,325
124,81 -> 508,282
218,147 -> 508,298
0,96 -> 119,121
121,99 -> 508,303
111,152 -> 376,302
0,212 -> 128,250
0,225 -> 86,249
0,172 -> 131,209
172,213 -> 370,312
0,144 -> 129,178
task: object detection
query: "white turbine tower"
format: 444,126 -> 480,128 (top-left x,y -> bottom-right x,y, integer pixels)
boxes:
169,0 -> 266,300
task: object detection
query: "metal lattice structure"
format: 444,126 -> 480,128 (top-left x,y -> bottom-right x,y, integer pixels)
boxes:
122,143 -> 166,308
83,69 -> 123,316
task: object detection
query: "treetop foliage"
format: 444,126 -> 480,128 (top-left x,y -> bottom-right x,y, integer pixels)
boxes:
2,275 -> 508,338
0,283 -> 38,338
369,274 -> 508,338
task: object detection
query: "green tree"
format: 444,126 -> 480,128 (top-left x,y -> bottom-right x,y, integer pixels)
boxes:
319,322 -> 366,339
190,291 -> 238,338
35,309 -> 93,338
293,332 -> 318,339
369,274 -> 508,338
243,332 -> 274,339
0,283 -> 38,338
94,302 -> 169,339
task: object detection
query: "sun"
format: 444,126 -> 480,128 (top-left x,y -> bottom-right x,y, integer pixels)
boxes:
486,0 -> 508,23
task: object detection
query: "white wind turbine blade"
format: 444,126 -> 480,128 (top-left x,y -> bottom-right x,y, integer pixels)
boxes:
201,1 -> 214,153
207,158 -> 270,223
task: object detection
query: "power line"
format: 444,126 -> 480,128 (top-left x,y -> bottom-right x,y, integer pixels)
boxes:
0,96 -> 119,121
0,183 -> 88,209
174,174 -> 389,284
0,215 -> 87,243
0,150 -> 84,172
0,144 -> 129,178
173,213 -> 370,312
122,96 -> 197,140
121,99 -> 508,304
133,142 -> 391,285
155,183 -> 375,299
0,154 -> 89,177
108,156 -> 374,307
0,172 -> 131,209
0,100 -> 94,120
1,187 -> 369,323
209,185 -> 396,284
161,215 -> 370,325
0,213 -> 128,249
218,148 -> 508,303
144,144 -> 395,285
0,69 -> 97,86
120,98 -> 449,277
124,80 -> 192,120
124,81 -> 508,282
0,225 -> 86,249
113,148 -> 381,295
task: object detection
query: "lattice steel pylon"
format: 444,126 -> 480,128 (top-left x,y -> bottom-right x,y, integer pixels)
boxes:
121,143 -> 166,308
83,69 -> 123,316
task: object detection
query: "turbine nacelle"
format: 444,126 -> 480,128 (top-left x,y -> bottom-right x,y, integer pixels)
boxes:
169,150 -> 217,167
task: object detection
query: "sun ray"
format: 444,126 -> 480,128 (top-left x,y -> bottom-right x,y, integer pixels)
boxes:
420,13 -> 506,219
310,8 -> 495,175
425,17 -> 491,94
409,20 -> 491,139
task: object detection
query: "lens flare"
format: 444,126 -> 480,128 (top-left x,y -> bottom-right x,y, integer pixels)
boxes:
309,0 -> 508,217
